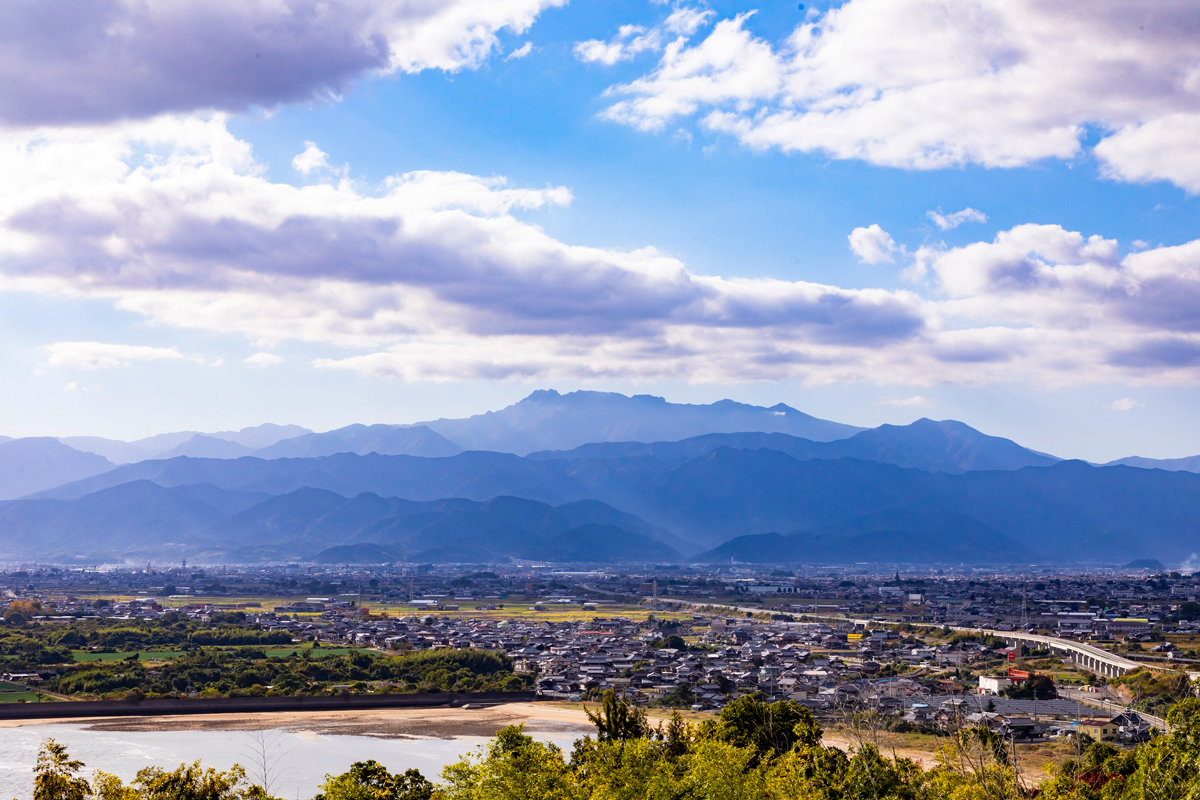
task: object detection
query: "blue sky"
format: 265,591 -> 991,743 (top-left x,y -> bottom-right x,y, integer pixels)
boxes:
1,0 -> 1199,462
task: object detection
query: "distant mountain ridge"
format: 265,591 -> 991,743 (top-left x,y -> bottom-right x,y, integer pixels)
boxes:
1104,455 -> 1200,473
693,510 -> 1027,564
255,424 -> 461,459
0,482 -> 678,564
530,418 -> 1056,474
416,390 -> 864,454
5,389 -> 1200,566
63,423 -> 311,463
23,445 -> 1200,564
0,438 -> 114,501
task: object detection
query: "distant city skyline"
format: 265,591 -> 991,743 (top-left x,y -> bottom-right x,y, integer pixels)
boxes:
1,1 -> 1198,463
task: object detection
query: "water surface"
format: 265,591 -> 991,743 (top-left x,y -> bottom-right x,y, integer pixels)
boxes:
0,723 -> 576,800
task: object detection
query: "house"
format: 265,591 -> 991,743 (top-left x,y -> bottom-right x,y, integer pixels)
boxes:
1078,717 -> 1121,741
978,675 -> 1013,695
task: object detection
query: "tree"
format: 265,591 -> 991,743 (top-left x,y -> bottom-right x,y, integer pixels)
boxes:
1005,673 -> 1056,700
134,762 -> 259,800
571,737 -> 683,800
585,690 -> 650,742
682,739 -> 767,800
314,760 -> 432,800
440,725 -> 579,800
658,635 -> 686,651
33,740 -> 89,800
711,696 -> 822,762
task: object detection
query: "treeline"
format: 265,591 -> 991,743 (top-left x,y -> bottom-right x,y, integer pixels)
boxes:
0,612 -> 293,668
30,694 -> 1200,800
48,647 -> 528,698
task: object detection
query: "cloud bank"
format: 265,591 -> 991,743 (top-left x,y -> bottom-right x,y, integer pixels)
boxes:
594,0 -> 1200,191
0,117 -> 928,382
0,117 -> 1197,385
0,0 -> 564,126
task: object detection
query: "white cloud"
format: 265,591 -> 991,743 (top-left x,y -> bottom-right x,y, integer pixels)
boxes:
575,26 -> 660,66
1106,397 -> 1143,411
928,208 -> 988,231
594,1 -> 1200,191
63,381 -> 77,392
44,342 -> 187,370
506,42 -> 534,60
0,116 -> 926,384
877,395 -> 931,407
1093,113 -> 1200,193
574,7 -> 713,66
6,116 -> 1200,387
848,224 -> 899,264
244,352 -> 284,368
0,0 -> 565,126
292,143 -> 330,175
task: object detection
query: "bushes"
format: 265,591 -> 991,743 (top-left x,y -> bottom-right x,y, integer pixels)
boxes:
46,647 -> 528,698
37,694 -> 1200,800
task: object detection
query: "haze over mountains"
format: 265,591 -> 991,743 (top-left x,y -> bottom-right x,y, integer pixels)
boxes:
3,389 -> 1200,566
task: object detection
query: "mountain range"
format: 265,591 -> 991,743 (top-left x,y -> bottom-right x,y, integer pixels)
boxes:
409,389 -> 864,454
3,390 -> 1200,566
0,482 -> 679,564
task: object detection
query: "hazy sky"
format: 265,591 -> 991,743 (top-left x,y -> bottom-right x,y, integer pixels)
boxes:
1,0 -> 1199,462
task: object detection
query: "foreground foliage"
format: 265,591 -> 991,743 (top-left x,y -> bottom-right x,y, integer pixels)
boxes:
28,695 -> 1200,800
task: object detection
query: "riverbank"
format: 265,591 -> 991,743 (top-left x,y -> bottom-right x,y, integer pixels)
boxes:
0,701 -> 595,739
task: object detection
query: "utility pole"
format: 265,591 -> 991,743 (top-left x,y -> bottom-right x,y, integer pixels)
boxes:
1021,583 -> 1028,631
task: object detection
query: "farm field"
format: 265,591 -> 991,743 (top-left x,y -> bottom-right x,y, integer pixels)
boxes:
0,681 -> 58,703
69,594 -> 690,624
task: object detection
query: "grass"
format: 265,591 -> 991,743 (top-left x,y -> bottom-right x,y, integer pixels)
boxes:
0,682 -> 59,703
0,691 -> 53,703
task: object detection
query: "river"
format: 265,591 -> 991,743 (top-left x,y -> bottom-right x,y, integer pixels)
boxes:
0,722 -> 579,800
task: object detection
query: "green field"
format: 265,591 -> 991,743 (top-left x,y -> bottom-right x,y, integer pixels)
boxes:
70,593 -> 690,624
0,681 -> 56,703
0,691 -> 51,703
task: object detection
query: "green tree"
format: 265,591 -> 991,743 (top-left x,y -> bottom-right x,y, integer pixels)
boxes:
711,696 -> 822,761
314,761 -> 432,800
585,690 -> 650,742
33,740 -> 89,800
134,761 -> 262,800
571,737 -> 682,800
440,725 -> 579,800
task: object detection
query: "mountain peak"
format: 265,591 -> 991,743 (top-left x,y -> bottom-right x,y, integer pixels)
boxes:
420,390 -> 863,454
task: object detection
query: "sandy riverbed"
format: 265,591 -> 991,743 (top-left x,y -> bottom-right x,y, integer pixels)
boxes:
0,702 -> 595,739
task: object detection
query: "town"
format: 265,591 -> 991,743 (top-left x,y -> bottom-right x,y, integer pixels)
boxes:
2,561 -> 1196,750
